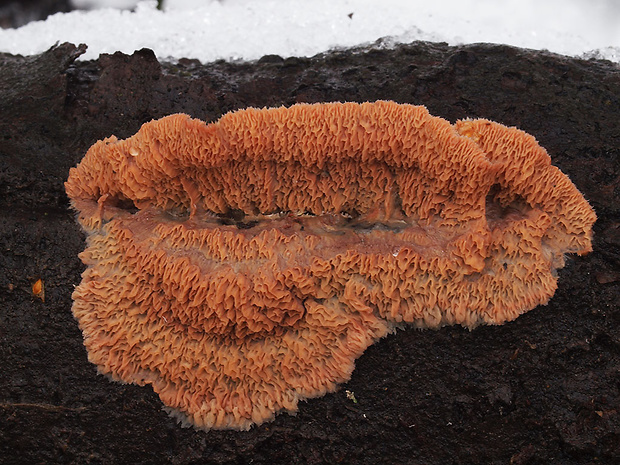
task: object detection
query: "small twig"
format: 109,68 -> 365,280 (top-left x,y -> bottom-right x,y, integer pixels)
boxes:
0,402 -> 86,412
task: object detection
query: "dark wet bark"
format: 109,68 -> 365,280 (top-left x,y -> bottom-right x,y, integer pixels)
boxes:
1,41 -> 618,465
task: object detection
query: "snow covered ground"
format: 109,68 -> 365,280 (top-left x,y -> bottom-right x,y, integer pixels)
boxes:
0,0 -> 618,63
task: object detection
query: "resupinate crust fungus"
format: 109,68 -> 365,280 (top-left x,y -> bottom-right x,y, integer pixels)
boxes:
65,101 -> 596,431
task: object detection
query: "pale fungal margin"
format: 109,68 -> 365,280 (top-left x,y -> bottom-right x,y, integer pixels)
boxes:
65,101 -> 596,431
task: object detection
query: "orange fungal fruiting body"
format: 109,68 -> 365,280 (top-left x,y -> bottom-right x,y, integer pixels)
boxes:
65,101 -> 596,431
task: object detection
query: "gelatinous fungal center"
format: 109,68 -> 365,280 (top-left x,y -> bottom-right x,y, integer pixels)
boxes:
65,101 -> 596,431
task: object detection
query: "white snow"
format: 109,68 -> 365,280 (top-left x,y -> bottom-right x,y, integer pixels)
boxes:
0,0 -> 619,64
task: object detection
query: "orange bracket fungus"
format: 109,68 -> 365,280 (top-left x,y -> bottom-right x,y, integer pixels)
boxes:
65,101 -> 596,431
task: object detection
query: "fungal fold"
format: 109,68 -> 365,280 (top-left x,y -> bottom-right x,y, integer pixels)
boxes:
65,101 -> 596,430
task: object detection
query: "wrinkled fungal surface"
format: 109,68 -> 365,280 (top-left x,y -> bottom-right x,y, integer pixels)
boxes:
65,101 -> 596,431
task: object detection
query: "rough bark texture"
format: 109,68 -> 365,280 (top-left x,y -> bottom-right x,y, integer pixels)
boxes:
0,41 -> 618,465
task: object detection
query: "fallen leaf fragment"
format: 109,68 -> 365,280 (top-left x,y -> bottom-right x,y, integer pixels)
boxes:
32,278 -> 44,302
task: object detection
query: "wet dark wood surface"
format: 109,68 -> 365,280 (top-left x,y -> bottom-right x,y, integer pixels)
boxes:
1,41 -> 618,465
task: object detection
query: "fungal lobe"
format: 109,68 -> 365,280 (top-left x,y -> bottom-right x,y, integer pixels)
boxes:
65,101 -> 596,430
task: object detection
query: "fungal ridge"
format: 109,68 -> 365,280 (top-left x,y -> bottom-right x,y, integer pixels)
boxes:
65,101 -> 596,431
